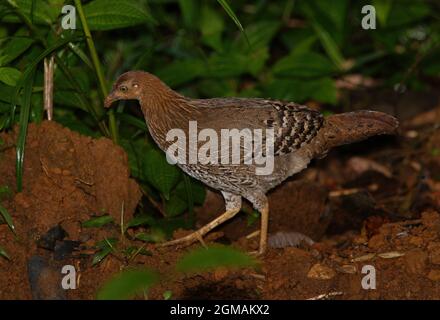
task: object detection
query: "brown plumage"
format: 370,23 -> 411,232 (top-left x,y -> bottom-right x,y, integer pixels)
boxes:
105,71 -> 399,254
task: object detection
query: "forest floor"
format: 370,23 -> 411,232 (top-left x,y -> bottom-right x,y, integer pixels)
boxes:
1,89 -> 440,300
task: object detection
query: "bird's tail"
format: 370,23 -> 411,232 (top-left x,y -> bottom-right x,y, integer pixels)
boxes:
315,110 -> 399,151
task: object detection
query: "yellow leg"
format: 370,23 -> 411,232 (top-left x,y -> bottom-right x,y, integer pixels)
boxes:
258,202 -> 269,255
157,207 -> 240,248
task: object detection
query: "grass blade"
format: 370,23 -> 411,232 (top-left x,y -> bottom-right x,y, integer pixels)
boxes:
0,203 -> 15,234
0,246 -> 10,260
216,0 -> 249,45
15,68 -> 35,192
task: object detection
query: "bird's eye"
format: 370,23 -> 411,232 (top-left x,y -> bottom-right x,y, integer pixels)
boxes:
120,85 -> 128,92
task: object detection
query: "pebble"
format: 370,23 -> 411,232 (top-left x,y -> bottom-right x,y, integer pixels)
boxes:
307,263 -> 336,280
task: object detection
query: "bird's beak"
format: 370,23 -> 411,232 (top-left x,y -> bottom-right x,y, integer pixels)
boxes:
104,92 -> 118,108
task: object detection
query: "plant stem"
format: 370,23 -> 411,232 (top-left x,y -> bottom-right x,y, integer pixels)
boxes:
74,0 -> 118,143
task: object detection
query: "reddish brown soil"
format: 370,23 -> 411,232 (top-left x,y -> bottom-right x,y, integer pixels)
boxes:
1,116 -> 440,300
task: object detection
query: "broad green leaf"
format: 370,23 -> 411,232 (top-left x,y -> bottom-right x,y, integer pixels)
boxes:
83,0 -> 153,31
387,1 -> 429,27
0,203 -> 15,234
164,194 -> 188,217
0,67 -> 22,86
301,3 -> 345,69
247,47 -> 269,76
176,245 -> 258,273
200,4 -> 224,51
143,148 -> 181,199
266,77 -> 336,104
281,28 -> 317,53
235,21 -> 280,51
0,36 -> 34,66
82,215 -> 114,228
206,52 -> 247,78
373,0 -> 393,26
156,59 -> 205,87
272,52 -> 335,78
97,268 -> 158,300
2,0 -> 62,25
178,0 -> 199,29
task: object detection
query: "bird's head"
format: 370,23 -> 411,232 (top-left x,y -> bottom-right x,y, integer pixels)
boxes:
104,71 -> 172,109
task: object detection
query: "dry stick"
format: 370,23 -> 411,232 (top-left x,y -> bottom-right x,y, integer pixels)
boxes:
43,55 -> 55,120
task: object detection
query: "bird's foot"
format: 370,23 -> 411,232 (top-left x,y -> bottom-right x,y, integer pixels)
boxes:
156,230 -> 207,248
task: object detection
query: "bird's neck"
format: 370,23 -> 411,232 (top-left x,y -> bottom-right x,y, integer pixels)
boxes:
139,91 -> 200,151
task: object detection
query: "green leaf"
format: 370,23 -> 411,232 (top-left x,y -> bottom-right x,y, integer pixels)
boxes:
127,214 -> 154,228
235,21 -> 280,51
14,68 -> 35,192
163,290 -> 172,300
266,77 -> 336,104
2,0 -> 62,25
200,4 -> 224,51
0,203 -> 15,234
97,268 -> 158,300
82,215 -> 114,228
301,3 -> 345,70
83,0 -> 153,31
206,52 -> 247,78
156,59 -> 205,87
216,0 -> 248,45
0,36 -> 34,66
135,229 -> 166,243
11,34 -> 82,192
178,0 -> 199,29
0,67 -> 22,86
164,194 -> 188,217
143,148 -> 181,200
373,0 -> 393,26
387,1 -> 429,27
92,238 -> 118,266
176,245 -> 258,273
272,52 -> 335,78
0,246 -> 10,260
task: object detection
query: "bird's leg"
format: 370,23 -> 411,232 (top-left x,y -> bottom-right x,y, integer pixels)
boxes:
259,202 -> 269,255
247,194 -> 269,255
158,193 -> 241,248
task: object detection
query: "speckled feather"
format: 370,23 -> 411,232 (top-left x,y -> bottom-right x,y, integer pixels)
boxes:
105,71 -> 398,212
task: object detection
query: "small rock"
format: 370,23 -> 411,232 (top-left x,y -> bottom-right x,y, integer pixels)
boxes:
427,270 -> 440,281
37,225 -> 68,251
337,264 -> 357,274
52,168 -> 62,175
404,249 -> 427,275
307,263 -> 336,280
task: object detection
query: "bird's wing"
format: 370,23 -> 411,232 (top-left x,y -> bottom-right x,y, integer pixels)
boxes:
192,98 -> 324,157
267,100 -> 324,156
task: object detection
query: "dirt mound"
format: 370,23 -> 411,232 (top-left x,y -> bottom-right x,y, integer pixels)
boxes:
0,121 -> 141,299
